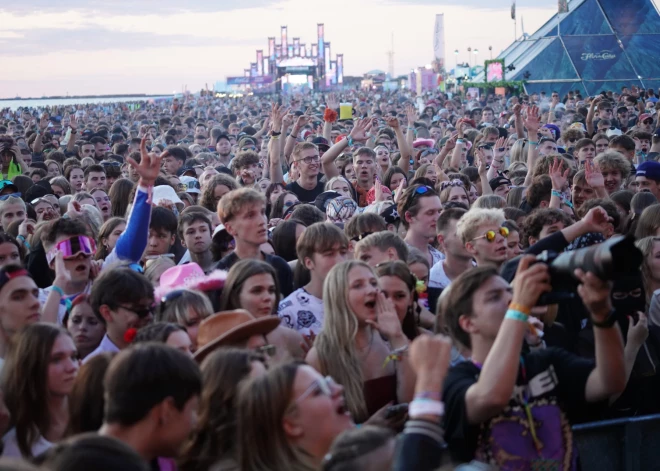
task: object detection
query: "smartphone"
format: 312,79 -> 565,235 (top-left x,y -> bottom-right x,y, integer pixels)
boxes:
384,403 -> 409,419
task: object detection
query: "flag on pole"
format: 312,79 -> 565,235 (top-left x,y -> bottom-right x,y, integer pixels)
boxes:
558,0 -> 568,13
511,0 -> 516,20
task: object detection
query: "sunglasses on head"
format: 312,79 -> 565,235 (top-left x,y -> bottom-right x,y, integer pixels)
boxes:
472,226 -> 509,243
439,179 -> 464,191
46,235 -> 97,264
0,192 -> 21,201
117,304 -> 153,319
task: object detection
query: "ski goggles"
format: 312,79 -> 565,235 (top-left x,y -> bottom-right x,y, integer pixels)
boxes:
46,235 -> 97,264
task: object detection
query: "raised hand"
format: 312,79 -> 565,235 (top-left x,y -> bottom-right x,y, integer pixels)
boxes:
580,206 -> 613,235
127,136 -> 163,187
493,137 -> 507,159
269,103 -> 289,133
574,268 -> 612,318
326,93 -> 339,110
476,150 -> 488,176
366,292 -> 405,340
523,105 -> 540,134
511,255 -> 552,310
69,114 -> 78,131
349,118 -> 373,142
444,135 -> 457,152
549,157 -> 569,190
627,312 -> 649,348
584,159 -> 605,189
513,103 -> 522,116
52,251 -> 72,289
39,113 -> 49,131
385,116 -> 401,130
405,103 -> 417,126
393,177 -> 407,203
409,334 -> 453,385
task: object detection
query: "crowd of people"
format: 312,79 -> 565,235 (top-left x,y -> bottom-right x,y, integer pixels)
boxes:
0,83 -> 658,470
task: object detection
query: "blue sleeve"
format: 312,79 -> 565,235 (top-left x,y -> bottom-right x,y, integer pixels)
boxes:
113,185 -> 152,263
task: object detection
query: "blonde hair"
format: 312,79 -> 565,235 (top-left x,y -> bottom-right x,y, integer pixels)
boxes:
216,187 -> 265,223
315,260 -> 370,422
80,204 -> 104,239
509,139 -> 529,164
456,208 -> 505,244
636,236 -> 660,304
325,176 -> 351,192
0,196 -> 25,216
157,288 -> 213,325
594,150 -> 631,180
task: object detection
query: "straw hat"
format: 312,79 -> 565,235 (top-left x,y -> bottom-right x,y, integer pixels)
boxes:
193,309 -> 280,363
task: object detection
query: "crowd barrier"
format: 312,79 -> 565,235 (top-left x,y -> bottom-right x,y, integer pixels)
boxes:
573,414 -> 660,471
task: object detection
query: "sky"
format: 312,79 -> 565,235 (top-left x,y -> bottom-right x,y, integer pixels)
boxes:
0,0 -> 563,97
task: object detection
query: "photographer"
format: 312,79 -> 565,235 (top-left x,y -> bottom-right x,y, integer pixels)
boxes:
440,256 -> 625,469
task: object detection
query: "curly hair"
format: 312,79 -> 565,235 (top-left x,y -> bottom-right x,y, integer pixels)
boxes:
200,174 -> 239,212
521,208 -> 573,248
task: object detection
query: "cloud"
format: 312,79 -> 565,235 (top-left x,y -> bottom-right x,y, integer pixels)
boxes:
0,0 -> 279,14
0,27 -> 263,55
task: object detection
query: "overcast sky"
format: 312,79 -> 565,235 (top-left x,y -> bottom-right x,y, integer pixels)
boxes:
0,0 -> 562,97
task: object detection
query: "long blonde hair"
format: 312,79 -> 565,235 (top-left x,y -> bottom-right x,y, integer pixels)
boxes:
237,362 -> 316,471
315,260 -> 370,422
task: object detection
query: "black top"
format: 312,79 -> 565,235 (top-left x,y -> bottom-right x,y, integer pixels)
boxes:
215,251 -> 294,297
442,347 -> 594,468
286,174 -> 325,203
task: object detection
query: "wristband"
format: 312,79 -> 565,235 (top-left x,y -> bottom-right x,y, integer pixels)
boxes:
270,135 -> 280,140
551,189 -> 563,198
456,138 -> 465,144
505,309 -> 529,323
346,136 -> 354,147
508,302 -> 532,315
51,286 -> 65,297
16,235 -> 30,250
528,140 -> 539,146
289,133 -> 298,139
409,398 -> 445,418
270,131 -> 281,137
414,391 -> 442,400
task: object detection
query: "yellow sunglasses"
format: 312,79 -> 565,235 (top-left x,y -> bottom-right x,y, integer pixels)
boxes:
473,226 -> 509,243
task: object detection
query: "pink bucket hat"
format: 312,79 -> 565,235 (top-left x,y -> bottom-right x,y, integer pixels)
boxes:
154,263 -> 227,301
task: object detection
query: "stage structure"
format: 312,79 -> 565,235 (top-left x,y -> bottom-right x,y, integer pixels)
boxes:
224,24 -> 344,93
486,0 -> 660,96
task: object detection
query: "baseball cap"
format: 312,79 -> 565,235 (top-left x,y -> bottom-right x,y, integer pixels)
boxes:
636,161 -> 660,182
179,176 -> 201,194
312,136 -> 330,151
489,175 -> 512,191
176,165 -> 197,177
640,113 -> 653,123
314,191 -> 341,213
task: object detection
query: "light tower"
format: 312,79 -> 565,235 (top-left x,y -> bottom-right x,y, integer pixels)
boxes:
386,32 -> 395,77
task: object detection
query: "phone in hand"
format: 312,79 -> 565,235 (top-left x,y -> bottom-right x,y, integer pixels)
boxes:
384,403 -> 408,419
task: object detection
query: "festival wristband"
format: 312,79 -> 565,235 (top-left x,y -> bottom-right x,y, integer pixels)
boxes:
414,391 -> 442,401
509,302 -> 532,315
409,399 -> 445,418
346,136 -> 354,147
528,140 -> 539,146
51,285 -> 64,297
456,138 -> 465,144
551,189 -> 563,198
505,309 -> 529,323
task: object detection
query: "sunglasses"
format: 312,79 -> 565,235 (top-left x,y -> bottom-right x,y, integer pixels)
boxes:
255,344 -> 277,358
46,235 -> 97,264
439,179 -> 464,191
241,146 -> 256,152
161,289 -> 186,305
421,149 -> 439,157
0,192 -> 21,201
117,304 -> 153,319
288,375 -> 337,412
101,161 -> 121,167
472,226 -> 509,242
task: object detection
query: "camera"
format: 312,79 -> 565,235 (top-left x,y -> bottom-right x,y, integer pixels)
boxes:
503,235 -> 643,306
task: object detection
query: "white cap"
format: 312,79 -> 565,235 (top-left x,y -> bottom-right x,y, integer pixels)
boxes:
153,185 -> 184,206
179,176 -> 201,194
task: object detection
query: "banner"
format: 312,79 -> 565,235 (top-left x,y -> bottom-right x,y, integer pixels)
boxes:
281,26 -> 288,57
318,24 -> 325,59
433,14 -> 445,69
227,76 -> 274,86
268,38 -> 275,60
293,38 -> 300,57
337,54 -> 344,84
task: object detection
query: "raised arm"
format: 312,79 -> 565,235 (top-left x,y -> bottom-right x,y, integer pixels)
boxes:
321,118 -> 372,179
513,103 -> 525,139
548,157 -> 570,210
586,96 -> 602,138
104,136 -> 162,267
324,94 -> 339,143
385,116 -> 410,175
268,104 -> 288,184
435,135 -> 456,171
66,115 -> 78,154
464,256 -> 552,424
523,106 -> 541,187
282,111 -> 301,165
576,270 -> 626,402
450,119 -> 467,169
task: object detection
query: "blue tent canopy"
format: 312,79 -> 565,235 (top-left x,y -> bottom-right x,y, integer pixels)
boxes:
492,0 -> 660,95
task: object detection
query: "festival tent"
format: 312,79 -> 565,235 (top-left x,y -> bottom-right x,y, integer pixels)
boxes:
491,0 -> 660,96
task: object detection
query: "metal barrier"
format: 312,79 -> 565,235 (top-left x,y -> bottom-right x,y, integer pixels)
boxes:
573,414 -> 660,471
